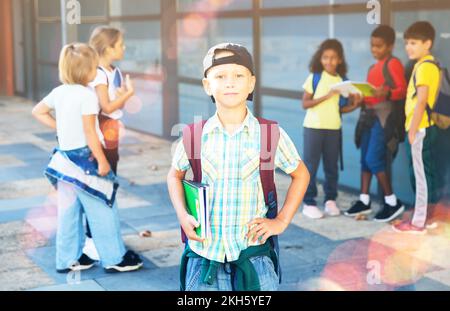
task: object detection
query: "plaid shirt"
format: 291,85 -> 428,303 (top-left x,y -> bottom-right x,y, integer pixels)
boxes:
172,109 -> 301,263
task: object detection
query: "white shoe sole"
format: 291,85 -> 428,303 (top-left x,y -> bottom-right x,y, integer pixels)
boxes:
426,222 -> 438,230
325,209 -> 341,217
105,262 -> 143,273
391,225 -> 427,235
70,263 -> 95,271
302,211 -> 324,219
373,206 -> 405,223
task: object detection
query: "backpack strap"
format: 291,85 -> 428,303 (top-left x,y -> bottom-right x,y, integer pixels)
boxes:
180,120 -> 207,243
182,120 -> 207,183
382,56 -> 397,89
312,72 -> 322,97
256,117 -> 282,283
256,118 -> 280,219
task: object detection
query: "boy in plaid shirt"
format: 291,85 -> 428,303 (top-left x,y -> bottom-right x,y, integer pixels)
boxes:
167,43 -> 310,291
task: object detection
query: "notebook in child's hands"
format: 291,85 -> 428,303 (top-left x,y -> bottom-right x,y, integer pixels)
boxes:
331,81 -> 376,97
182,180 -> 210,240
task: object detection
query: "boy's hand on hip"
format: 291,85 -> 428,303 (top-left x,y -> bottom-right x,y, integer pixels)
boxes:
247,218 -> 289,244
180,214 -> 204,243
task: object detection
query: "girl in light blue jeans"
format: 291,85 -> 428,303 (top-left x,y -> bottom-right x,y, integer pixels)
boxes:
32,43 -> 142,273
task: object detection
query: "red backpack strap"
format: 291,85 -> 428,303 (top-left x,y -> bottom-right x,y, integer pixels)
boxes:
257,118 -> 280,219
180,120 -> 206,243
182,120 -> 207,183
257,117 -> 282,282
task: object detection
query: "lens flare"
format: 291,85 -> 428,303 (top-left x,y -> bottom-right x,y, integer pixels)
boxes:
301,277 -> 345,291
117,120 -> 126,142
101,119 -> 120,143
369,227 -> 434,287
23,190 -> 59,248
326,262 -> 370,291
208,0 -> 232,9
320,239 -> 372,291
182,13 -> 208,38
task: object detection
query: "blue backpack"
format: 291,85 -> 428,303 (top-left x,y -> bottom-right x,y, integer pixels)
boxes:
413,60 -> 450,130
311,72 -> 349,170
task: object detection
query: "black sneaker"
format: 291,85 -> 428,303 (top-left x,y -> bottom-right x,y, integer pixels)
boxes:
344,200 -> 372,217
374,200 -> 405,223
57,253 -> 97,273
105,250 -> 143,273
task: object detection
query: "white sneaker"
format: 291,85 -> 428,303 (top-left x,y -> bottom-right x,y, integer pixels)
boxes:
426,221 -> 438,230
83,237 -> 100,261
302,204 -> 324,219
325,200 -> 341,216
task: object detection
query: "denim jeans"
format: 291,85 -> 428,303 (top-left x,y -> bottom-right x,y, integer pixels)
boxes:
184,256 -> 279,291
56,181 -> 126,270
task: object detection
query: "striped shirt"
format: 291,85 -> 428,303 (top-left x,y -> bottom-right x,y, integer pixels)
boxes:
172,108 -> 301,263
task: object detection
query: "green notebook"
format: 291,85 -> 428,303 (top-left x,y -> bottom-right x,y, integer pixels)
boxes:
182,180 -> 210,240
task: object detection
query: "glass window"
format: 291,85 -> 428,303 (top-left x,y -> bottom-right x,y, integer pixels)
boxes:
37,23 -> 62,62
335,0 -> 368,3
37,0 -> 61,18
261,95 -> 304,155
111,21 -> 162,75
334,13 -> 377,81
178,83 -> 214,126
37,65 -> 60,99
261,1 -> 368,9
261,0 -> 329,8
393,10 -> 450,69
178,18 -> 253,79
261,15 -> 328,91
79,0 -> 107,17
177,0 -> 252,12
110,0 -> 160,16
77,23 -> 102,42
122,79 -> 163,136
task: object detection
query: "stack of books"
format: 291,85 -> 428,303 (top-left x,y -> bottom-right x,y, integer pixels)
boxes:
182,180 -> 210,240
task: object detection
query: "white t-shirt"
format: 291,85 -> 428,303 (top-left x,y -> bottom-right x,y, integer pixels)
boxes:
89,66 -> 124,120
43,84 -> 104,151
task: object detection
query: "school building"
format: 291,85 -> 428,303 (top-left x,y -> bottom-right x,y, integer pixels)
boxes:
0,0 -> 449,203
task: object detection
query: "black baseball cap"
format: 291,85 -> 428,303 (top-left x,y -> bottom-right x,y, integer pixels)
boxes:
203,43 -> 255,102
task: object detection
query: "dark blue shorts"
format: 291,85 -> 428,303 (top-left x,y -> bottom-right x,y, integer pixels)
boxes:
360,118 -> 387,174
